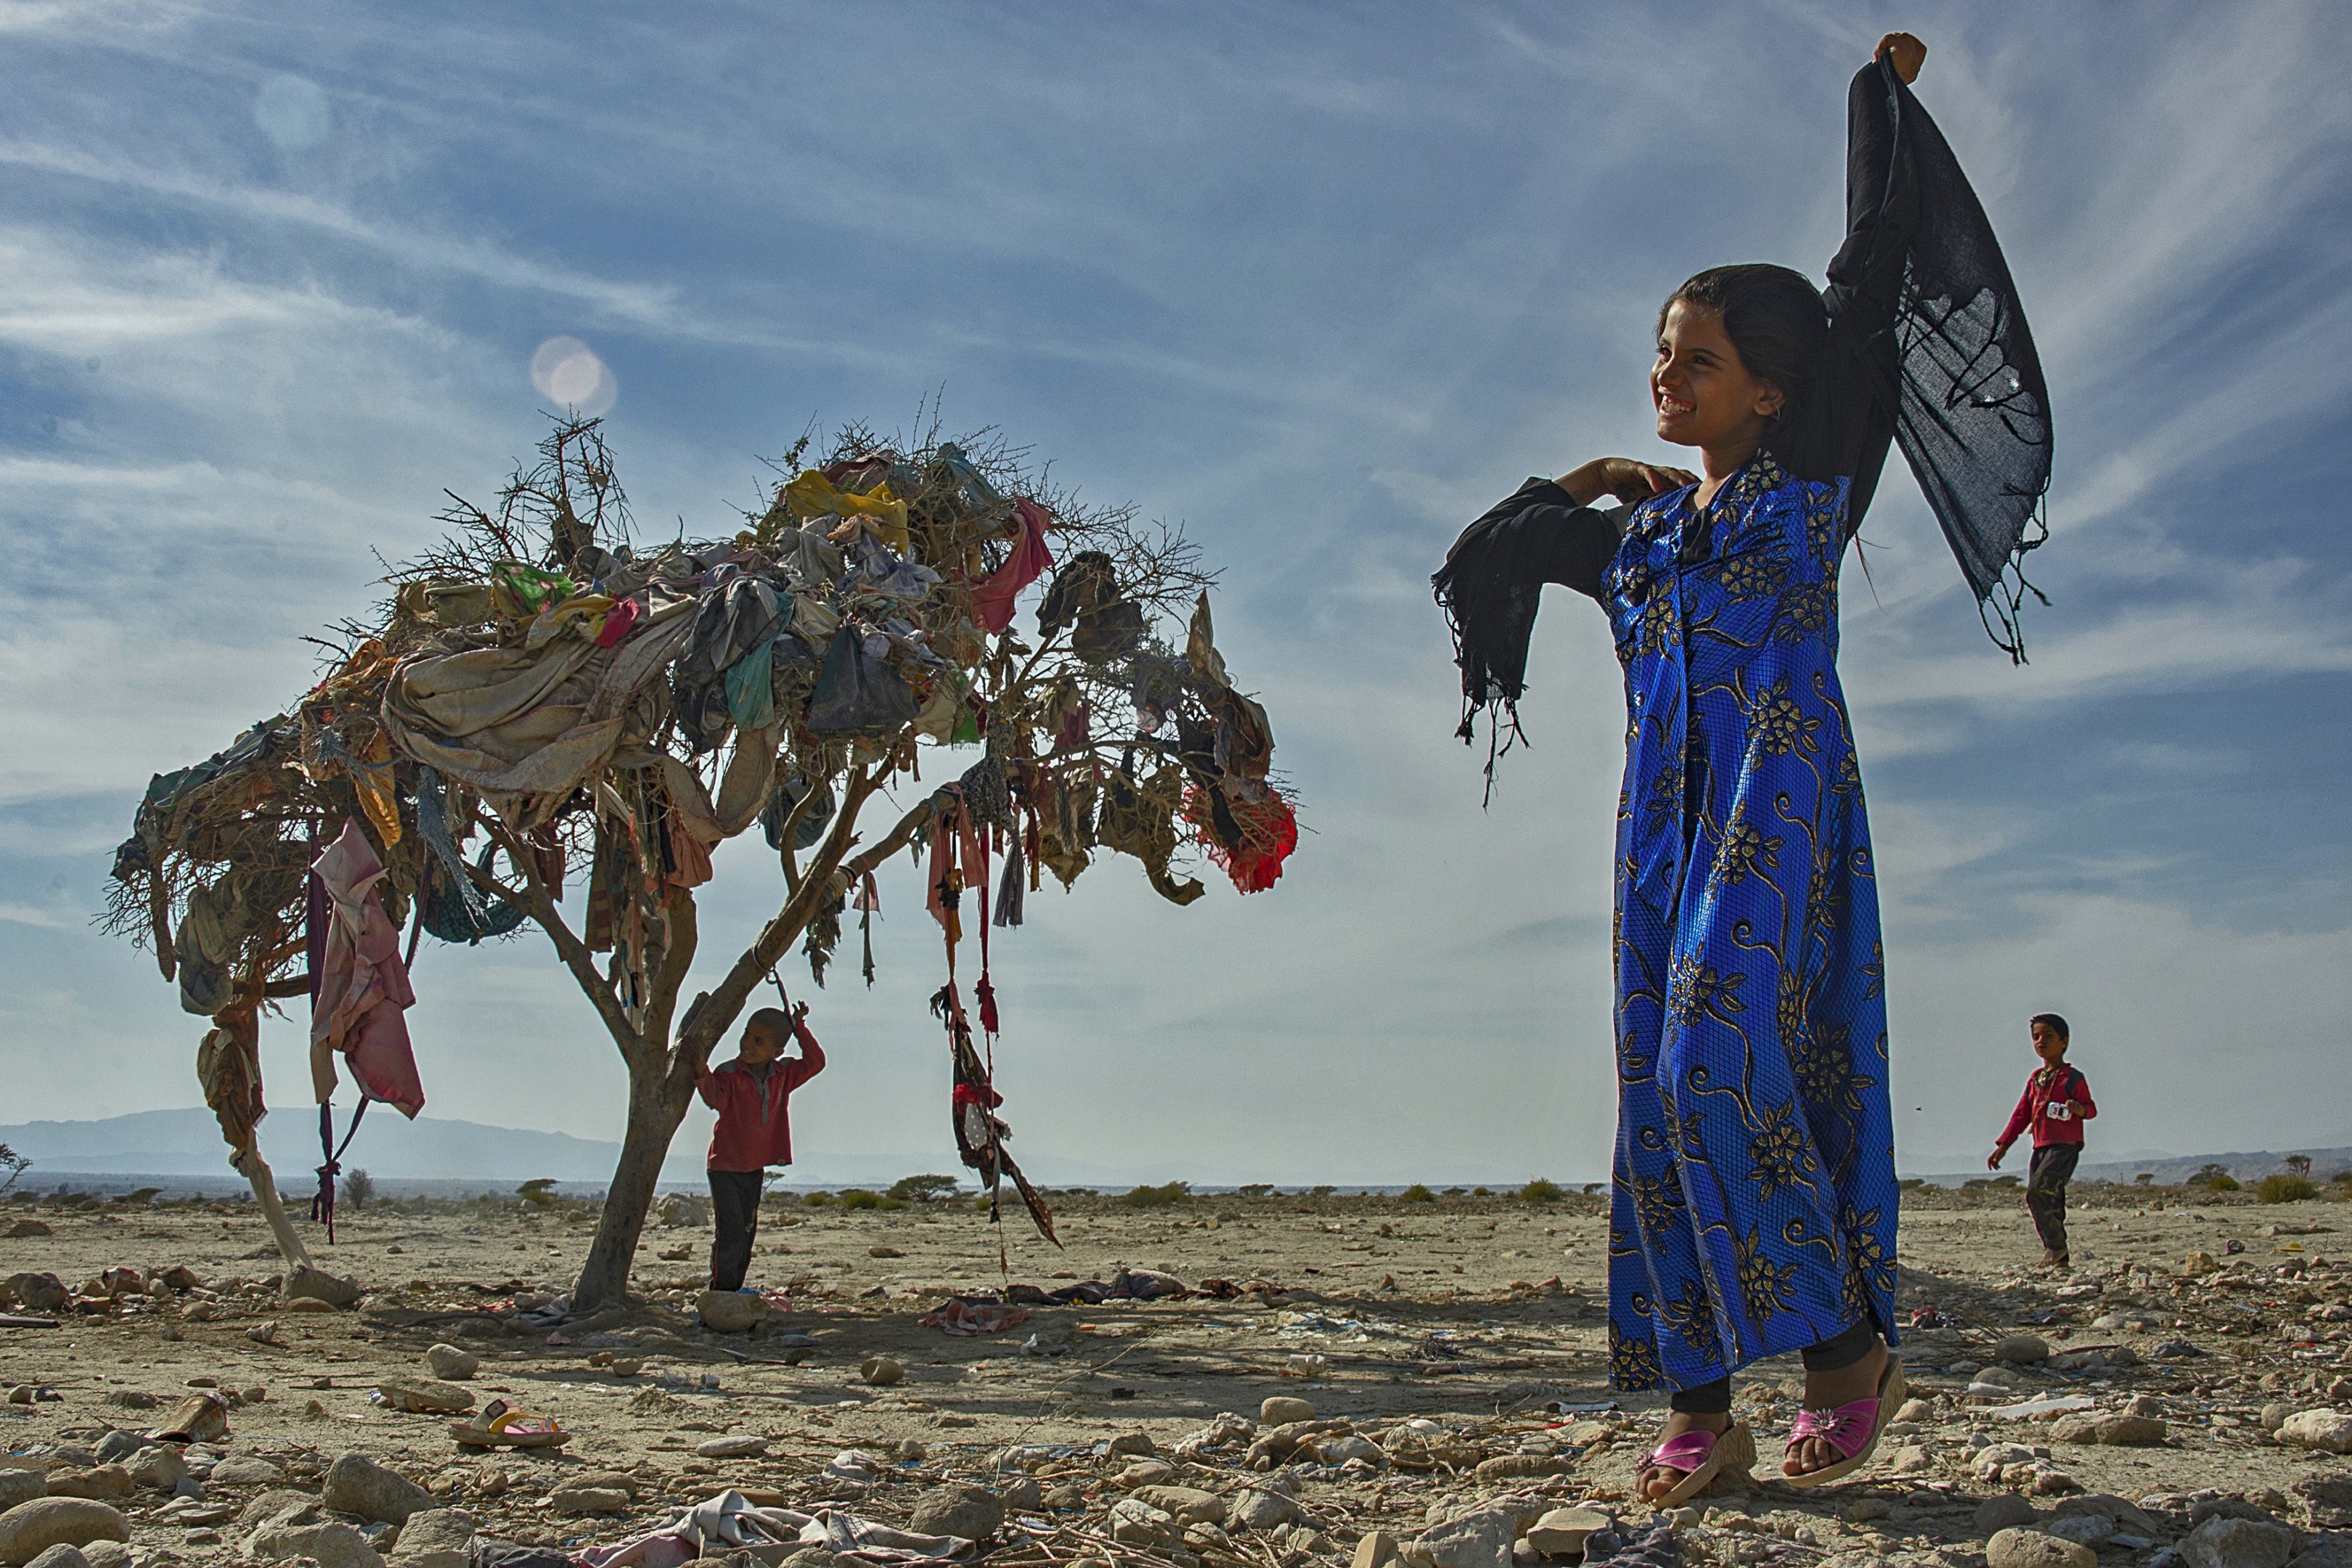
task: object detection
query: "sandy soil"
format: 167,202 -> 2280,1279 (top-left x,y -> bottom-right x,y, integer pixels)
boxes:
5,1183 -> 2352,1567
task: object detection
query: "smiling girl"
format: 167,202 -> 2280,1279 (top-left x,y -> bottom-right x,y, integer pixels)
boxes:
1435,33 -> 2052,1498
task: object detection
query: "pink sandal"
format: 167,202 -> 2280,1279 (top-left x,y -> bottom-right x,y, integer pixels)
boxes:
1634,1421 -> 1755,1507
1781,1354 -> 1906,1489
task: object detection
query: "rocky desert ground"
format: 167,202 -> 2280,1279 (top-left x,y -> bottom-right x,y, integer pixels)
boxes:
5,1181 -> 2352,1568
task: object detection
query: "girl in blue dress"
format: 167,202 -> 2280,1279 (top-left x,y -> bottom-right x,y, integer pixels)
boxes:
1436,33 -> 2051,1498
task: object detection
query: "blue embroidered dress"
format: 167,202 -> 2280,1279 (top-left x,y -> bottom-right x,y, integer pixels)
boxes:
1601,451 -> 1895,1393
1434,58 -> 2052,1397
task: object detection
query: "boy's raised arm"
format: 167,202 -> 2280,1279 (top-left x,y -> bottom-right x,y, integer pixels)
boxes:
786,1013 -> 826,1089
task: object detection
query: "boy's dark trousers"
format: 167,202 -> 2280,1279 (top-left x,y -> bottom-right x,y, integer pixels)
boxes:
2027,1144 -> 2079,1257
709,1169 -> 764,1291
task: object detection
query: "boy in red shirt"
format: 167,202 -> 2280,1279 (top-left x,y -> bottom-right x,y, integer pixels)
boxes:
697,1003 -> 826,1291
1987,1013 -> 2095,1268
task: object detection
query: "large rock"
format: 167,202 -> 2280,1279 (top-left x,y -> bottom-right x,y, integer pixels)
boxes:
550,1487 -> 629,1516
2179,1516 -> 2299,1568
0,1499 -> 132,1567
323,1453 -> 435,1524
2,1222 -> 50,1241
1413,1508 -> 1514,1568
284,1266 -> 361,1308
907,1485 -> 1002,1542
2054,1495 -> 2162,1536
1996,1334 -> 2051,1365
1985,1527 -> 2097,1568
23,1546 -> 86,1568
2282,1410 -> 2352,1455
422,1345 -> 478,1381
695,1290 -> 768,1334
248,1519 -> 385,1568
236,1491 -> 319,1530
1,1275 -> 68,1315
1108,1500 -> 1175,1549
1259,1396 -> 1316,1426
694,1436 -> 769,1459
387,1508 -> 475,1568
0,1479 -> 39,1514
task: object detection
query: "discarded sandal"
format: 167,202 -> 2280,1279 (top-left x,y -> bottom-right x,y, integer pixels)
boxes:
450,1399 -> 569,1449
1781,1353 -> 1906,1489
1633,1421 -> 1755,1506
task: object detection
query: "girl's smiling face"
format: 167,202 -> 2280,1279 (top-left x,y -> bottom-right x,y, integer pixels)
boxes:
1651,298 -> 1784,453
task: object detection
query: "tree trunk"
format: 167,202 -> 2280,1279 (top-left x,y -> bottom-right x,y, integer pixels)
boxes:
231,1146 -> 315,1273
573,1053 -> 698,1311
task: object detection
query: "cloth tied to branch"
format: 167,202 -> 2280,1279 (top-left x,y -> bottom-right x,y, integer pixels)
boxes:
308,819 -> 425,1118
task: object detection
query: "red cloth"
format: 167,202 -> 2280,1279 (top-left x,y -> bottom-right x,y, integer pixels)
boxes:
698,1023 -> 825,1170
1998,1062 -> 2094,1148
971,499 -> 1053,634
309,820 -> 425,1117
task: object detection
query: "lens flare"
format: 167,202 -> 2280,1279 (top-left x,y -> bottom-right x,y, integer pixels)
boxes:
529,336 -> 618,416
254,74 -> 331,152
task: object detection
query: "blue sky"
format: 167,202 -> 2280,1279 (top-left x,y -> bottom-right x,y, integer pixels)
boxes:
4,0 -> 2351,1188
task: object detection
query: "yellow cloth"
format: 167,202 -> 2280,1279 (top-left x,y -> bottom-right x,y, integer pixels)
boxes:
783,471 -> 910,552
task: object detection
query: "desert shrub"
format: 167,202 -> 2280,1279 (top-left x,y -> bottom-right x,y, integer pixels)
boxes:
888,1175 -> 963,1204
2258,1174 -> 2319,1204
343,1169 -> 377,1208
1400,1183 -> 1437,1204
840,1189 -> 883,1211
1897,1177 -> 1926,1191
2204,1172 -> 2242,1193
1236,1183 -> 1274,1198
1519,1178 -> 1565,1203
1119,1181 -> 1192,1209
801,1191 -> 838,1206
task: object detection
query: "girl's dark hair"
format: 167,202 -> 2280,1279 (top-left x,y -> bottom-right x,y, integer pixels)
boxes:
1659,264 -> 1829,428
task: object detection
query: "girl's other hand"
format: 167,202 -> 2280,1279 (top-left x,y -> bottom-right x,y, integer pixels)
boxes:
1561,457 -> 1698,506
1875,32 -> 1925,84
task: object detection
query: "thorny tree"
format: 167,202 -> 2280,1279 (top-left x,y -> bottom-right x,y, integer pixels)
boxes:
107,418 -> 1296,1309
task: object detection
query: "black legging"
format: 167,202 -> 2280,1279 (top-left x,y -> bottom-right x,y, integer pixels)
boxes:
1666,1319 -> 1879,1414
708,1169 -> 764,1292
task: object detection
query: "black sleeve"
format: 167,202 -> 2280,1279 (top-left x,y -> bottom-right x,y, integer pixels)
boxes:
1432,478 -> 1622,754
1776,61 -> 1914,523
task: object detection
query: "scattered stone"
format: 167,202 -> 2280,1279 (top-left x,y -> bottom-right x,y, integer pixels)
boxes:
371,1379 -> 475,1416
23,1545 -> 87,1568
2045,1516 -> 2113,1546
248,1519 -> 383,1568
1996,1334 -> 2051,1364
907,1485 -> 1001,1542
2053,1495 -> 2161,1536
322,1453 -> 435,1524
868,1246 -> 902,1259
1414,1507 -> 1514,1568
1894,1397 -> 1935,1424
550,1487 -> 629,1516
236,1492 -> 320,1531
0,1477 -> 42,1512
1984,1526 -> 2096,1568
2263,1403 -> 2292,1433
997,1479 -> 1042,1513
858,1357 -> 903,1387
422,1345 -> 478,1381
208,1459 -> 284,1487
2,1276 -> 69,1317
695,1290 -> 767,1334
1260,1396 -> 1316,1426
694,1436 -> 768,1459
1524,1508 -> 1609,1556
4,1222 -> 50,1240
285,1297 -> 337,1314
1104,1433 -> 1156,1458
2282,1410 -> 2352,1455
0,1498 -> 133,1567
41,1472 -> 131,1504
1977,1495 -> 2041,1535
75,1547 -> 123,1568
1117,1460 -> 1175,1487
123,1447 -> 186,1491
283,1266 -> 361,1309
387,1508 -> 475,1568
2050,1411 -> 2166,1446
1228,1475 -> 1302,1532
1473,1454 -> 1569,1481
1133,1487 -> 1223,1527
1353,1530 -> 1400,1568
2179,1515 -> 2298,1568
